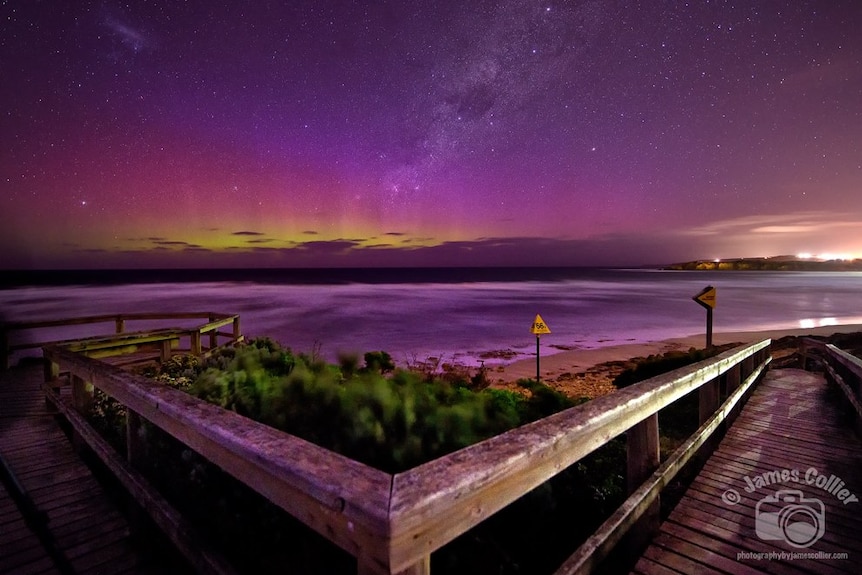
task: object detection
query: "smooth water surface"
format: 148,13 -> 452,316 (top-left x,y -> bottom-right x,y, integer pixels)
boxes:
2,269 -> 860,366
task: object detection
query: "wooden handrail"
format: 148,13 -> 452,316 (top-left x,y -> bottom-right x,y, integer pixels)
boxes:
4,311 -> 235,331
2,312 -> 241,369
41,383 -> 240,575
825,343 -> 862,381
43,345 -> 393,571
387,340 -> 771,572
39,330 -> 772,574
800,338 -> 862,425
555,348 -> 770,574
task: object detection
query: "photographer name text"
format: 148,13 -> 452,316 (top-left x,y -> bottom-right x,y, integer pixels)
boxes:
743,467 -> 858,504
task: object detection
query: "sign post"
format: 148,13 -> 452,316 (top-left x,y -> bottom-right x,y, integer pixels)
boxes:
530,314 -> 551,382
692,286 -> 717,348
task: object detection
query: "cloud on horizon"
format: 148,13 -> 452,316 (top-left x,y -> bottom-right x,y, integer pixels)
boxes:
6,209 -> 860,270
681,211 -> 862,237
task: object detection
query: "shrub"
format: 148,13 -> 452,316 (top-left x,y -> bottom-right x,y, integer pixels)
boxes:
92,337 -> 627,575
188,340 -> 548,472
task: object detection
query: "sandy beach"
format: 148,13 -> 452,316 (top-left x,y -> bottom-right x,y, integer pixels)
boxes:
489,324 -> 862,399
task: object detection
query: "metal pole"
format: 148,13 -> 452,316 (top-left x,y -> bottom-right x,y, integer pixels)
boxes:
536,336 -> 541,383
706,308 -> 714,348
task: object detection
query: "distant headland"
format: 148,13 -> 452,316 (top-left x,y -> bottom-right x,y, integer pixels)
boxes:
664,255 -> 862,271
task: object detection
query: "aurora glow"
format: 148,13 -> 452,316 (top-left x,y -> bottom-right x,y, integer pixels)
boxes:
2,1 -> 861,269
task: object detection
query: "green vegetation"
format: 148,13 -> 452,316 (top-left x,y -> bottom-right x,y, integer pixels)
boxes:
87,338 -> 621,574
85,338 -> 741,574
186,338 -> 576,472
80,331 -> 862,573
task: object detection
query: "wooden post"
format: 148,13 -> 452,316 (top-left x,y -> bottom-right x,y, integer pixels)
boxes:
115,317 -> 125,334
627,414 -> 659,493
70,373 -> 95,453
724,364 -> 742,426
160,338 -> 172,362
71,374 -> 94,414
725,364 -> 741,395
698,377 -> 720,426
43,356 -> 60,385
742,355 -> 754,381
209,315 -> 218,350
233,316 -> 241,341
127,409 -> 144,466
43,356 -> 61,409
625,413 -> 660,553
698,376 -> 722,457
191,331 -> 202,356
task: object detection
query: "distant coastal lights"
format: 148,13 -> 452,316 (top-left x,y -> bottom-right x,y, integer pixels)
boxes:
796,252 -> 857,261
799,317 -> 838,329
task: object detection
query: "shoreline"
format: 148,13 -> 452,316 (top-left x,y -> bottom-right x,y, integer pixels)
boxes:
488,324 -> 862,399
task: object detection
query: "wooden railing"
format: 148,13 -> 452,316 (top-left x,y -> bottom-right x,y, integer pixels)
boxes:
39,332 -> 772,574
1,312 -> 242,369
799,338 -> 862,436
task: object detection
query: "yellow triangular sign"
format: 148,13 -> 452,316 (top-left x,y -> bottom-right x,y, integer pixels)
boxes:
694,286 -> 717,309
531,314 -> 551,335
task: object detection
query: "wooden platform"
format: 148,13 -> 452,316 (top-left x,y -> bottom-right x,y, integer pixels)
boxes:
632,368 -> 862,574
0,364 -> 173,575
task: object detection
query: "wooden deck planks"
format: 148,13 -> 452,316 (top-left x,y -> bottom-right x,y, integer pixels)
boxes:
0,364 -> 152,575
632,368 -> 862,574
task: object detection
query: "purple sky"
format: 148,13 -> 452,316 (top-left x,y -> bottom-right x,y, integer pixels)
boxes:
2,1 -> 861,269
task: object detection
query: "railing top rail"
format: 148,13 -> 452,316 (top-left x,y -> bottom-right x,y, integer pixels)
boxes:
199,316 -> 239,333
799,336 -> 829,349
799,337 -> 862,376
820,345 -> 862,424
2,312 -> 235,331
386,339 -> 770,569
43,344 -> 393,566
2,313 -> 240,361
824,343 -> 862,373
40,326 -> 771,573
62,330 -> 184,353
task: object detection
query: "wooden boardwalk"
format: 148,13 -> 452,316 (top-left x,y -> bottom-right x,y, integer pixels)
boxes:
0,364 -> 180,575
3,340 -> 859,574
632,368 -> 862,574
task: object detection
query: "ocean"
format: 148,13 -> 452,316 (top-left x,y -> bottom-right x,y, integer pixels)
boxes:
2,268 -> 861,367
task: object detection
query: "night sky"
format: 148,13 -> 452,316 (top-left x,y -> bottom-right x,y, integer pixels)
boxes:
2,1 -> 861,269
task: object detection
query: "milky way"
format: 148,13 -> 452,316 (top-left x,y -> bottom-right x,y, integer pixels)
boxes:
2,1 -> 861,268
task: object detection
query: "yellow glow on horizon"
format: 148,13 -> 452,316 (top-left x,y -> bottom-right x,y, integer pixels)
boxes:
73,222 -> 456,254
